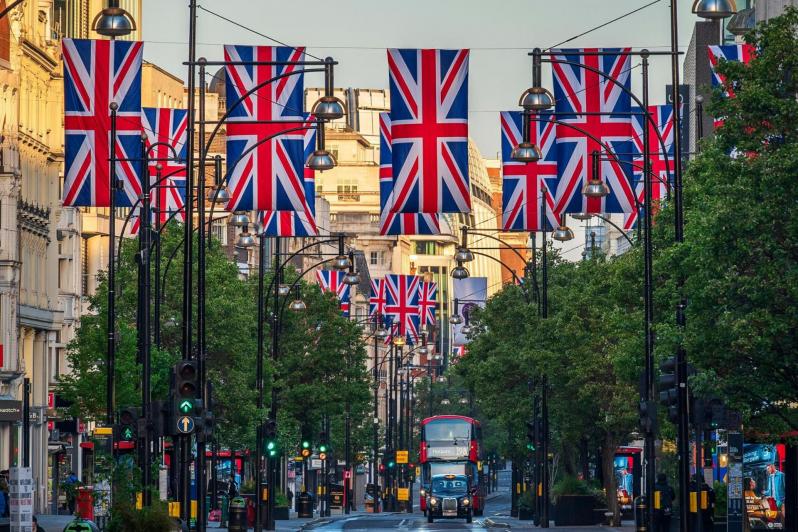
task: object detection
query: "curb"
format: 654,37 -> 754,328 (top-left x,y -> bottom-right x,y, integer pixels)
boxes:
298,517 -> 332,530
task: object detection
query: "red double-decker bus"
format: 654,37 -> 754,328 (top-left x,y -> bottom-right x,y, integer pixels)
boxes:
419,415 -> 485,516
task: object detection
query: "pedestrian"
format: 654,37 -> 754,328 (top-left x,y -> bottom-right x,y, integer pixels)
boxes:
0,478 -> 10,518
654,473 -> 674,532
700,477 -> 716,530
32,515 -> 46,532
64,470 -> 79,514
287,488 -> 294,508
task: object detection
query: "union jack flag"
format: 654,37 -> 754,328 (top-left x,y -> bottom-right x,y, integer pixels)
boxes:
378,113 -> 440,235
387,48 -> 471,214
500,111 -> 559,232
384,274 -> 421,344
142,107 -> 187,226
383,321 -> 401,346
369,278 -> 387,317
452,345 -> 467,359
63,38 -> 143,207
624,105 -> 676,230
256,122 -> 318,236
224,45 -> 313,214
316,269 -> 351,317
417,281 -> 437,327
551,48 -> 635,215
708,44 -> 755,128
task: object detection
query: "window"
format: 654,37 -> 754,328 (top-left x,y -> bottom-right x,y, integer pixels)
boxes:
337,180 -> 359,202
370,251 -> 383,266
212,219 -> 227,245
414,241 -> 438,255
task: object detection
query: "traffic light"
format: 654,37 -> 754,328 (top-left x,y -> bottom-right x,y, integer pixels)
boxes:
173,360 -> 200,417
638,400 -> 657,434
525,421 -> 536,451
385,449 -> 395,469
658,356 -> 679,423
264,418 -> 278,457
117,406 -> 139,442
301,439 -> 311,458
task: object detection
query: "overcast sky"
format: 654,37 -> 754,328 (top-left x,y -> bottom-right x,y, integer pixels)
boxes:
143,0 -> 703,157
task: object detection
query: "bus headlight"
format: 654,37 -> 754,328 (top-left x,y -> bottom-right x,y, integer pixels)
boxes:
430,497 -> 438,506
462,497 -> 470,506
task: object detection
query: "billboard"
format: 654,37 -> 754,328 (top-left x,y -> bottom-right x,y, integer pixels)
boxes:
743,443 -> 785,530
452,277 -> 487,346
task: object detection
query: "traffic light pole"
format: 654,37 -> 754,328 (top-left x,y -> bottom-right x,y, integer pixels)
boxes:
254,235 -> 266,532
266,237 -> 282,531
138,139 -> 153,507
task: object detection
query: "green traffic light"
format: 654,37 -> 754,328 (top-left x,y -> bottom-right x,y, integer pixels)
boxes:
267,441 -> 276,451
122,427 -> 134,441
388,461 -> 395,468
319,444 -> 328,453
302,440 -> 310,449
178,399 -> 193,414
526,443 -> 535,451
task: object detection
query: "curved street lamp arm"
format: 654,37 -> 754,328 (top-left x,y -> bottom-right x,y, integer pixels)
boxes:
542,57 -> 673,183
585,213 -> 636,247
463,228 -> 529,264
468,250 -> 530,304
277,256 -> 338,319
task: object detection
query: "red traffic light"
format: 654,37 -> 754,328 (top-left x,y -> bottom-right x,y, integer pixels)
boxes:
408,462 -> 415,469
379,464 -> 385,473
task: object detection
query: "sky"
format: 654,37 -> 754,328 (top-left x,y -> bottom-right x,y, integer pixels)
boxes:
141,0 -> 706,260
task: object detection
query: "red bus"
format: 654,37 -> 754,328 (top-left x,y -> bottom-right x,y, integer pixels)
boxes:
419,415 -> 485,516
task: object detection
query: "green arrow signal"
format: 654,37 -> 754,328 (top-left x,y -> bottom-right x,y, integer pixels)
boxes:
179,399 -> 193,414
122,427 -> 134,440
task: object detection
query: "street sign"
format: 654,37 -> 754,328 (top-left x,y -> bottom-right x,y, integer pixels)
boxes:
176,416 -> 195,434
397,487 -> 410,501
395,450 -> 409,464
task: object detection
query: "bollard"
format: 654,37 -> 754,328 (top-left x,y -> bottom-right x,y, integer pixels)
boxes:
634,495 -> 648,532
227,496 -> 248,532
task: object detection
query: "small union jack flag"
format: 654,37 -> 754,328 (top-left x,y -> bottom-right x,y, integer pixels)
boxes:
369,278 -> 387,317
256,121 -> 318,236
316,269 -> 351,317
551,48 -> 635,215
387,48 -> 471,214
624,105 -> 676,230
384,274 -> 421,344
378,113 -> 440,235
63,38 -> 143,207
708,44 -> 755,128
417,281 -> 437,327
224,45 -> 313,214
142,107 -> 187,226
500,111 -> 559,232
452,345 -> 467,359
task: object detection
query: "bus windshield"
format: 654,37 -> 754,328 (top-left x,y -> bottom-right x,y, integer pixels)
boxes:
424,419 -> 471,444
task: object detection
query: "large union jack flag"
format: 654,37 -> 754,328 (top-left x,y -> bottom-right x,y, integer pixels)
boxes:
224,45 -> 313,213
551,48 -> 635,215
142,107 -> 187,226
256,122 -> 318,236
369,278 -> 387,317
378,113 -> 441,235
624,105 -> 676,230
316,269 -> 351,317
387,48 -> 471,214
384,274 -> 421,344
417,281 -> 437,327
63,38 -> 143,207
708,44 -> 755,128
500,111 -> 559,232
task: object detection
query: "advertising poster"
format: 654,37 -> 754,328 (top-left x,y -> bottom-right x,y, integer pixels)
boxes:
452,277 -> 487,346
614,447 -> 642,515
743,443 -> 785,530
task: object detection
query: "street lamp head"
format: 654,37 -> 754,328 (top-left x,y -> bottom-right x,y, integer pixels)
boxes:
230,212 -> 250,227
582,178 -> 610,198
207,186 -> 231,204
459,397 -> 469,405
451,262 -> 470,280
449,314 -> 463,325
572,212 -> 593,221
375,325 -> 389,339
440,398 -> 451,405
343,271 -> 361,286
511,142 -> 542,163
418,345 -> 429,356
289,298 -> 307,312
433,353 -> 443,360
392,335 -> 406,347
454,247 -> 474,263
519,87 -> 554,111
237,231 -> 256,248
332,254 -> 351,271
278,284 -> 292,297
92,6 -> 136,37
312,96 -> 346,121
306,149 -> 337,171
436,375 -> 447,383
460,324 -> 473,336
552,217 -> 575,242
692,0 -> 737,19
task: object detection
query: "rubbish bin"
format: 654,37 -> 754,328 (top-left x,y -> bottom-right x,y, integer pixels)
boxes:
76,486 -> 95,520
297,491 -> 314,518
228,496 -> 248,532
63,519 -> 101,532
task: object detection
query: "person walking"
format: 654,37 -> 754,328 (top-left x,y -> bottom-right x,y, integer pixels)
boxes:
654,473 -> 675,532
0,478 -> 10,518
